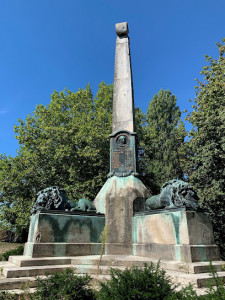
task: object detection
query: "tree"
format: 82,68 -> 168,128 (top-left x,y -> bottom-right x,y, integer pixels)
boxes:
185,39 -> 225,256
140,89 -> 186,194
0,82 -> 113,237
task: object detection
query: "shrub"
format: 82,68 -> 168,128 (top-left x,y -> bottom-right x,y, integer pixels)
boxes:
0,291 -> 19,300
97,262 -> 191,300
0,245 -> 24,261
198,262 -> 225,300
34,268 -> 95,300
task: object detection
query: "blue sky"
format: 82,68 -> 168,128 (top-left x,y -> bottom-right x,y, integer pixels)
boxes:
1,0 -> 225,156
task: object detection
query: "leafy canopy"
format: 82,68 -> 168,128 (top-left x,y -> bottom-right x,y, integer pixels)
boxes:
186,39 -> 225,256
140,89 -> 186,194
0,82 -> 113,235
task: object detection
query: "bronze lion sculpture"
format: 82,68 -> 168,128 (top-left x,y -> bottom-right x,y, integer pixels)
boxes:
145,179 -> 199,211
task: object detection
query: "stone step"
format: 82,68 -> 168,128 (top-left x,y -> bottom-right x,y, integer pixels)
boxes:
0,273 -> 109,291
1,262 -> 225,293
167,270 -> 225,288
3,264 -> 125,278
75,264 -> 225,289
8,255 -> 225,274
2,287 -> 37,295
3,264 -> 73,278
6,262 -> 225,289
0,276 -> 41,290
9,255 -> 72,267
180,261 -> 225,274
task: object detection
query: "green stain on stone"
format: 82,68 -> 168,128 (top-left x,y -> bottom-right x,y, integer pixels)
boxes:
28,213 -> 105,244
171,213 -> 181,245
174,246 -> 182,260
95,175 -> 146,214
24,243 -> 33,257
132,244 -> 137,256
132,216 -> 138,243
196,246 -> 207,261
28,214 -> 39,242
54,244 -> 66,257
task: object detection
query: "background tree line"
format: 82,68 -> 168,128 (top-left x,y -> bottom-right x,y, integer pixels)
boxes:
0,40 -> 224,256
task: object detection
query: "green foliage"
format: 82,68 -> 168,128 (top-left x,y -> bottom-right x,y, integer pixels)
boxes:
0,245 -> 24,261
0,82 -> 113,236
1,263 -> 225,299
198,262 -> 225,299
0,291 -> 18,300
34,268 -> 95,300
97,262 -> 182,300
141,89 -> 186,193
0,154 -> 33,238
185,39 -> 225,257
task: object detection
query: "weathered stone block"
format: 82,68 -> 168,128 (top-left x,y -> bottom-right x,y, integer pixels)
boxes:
132,210 -> 220,262
105,243 -> 133,255
24,242 -> 102,258
133,210 -> 215,245
132,243 -> 220,262
94,176 -> 149,255
24,212 -> 105,257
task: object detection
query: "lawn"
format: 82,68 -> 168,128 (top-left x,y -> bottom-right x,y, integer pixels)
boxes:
0,242 -> 24,254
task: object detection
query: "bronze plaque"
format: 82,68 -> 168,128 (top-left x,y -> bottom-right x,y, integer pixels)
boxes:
110,131 -> 136,176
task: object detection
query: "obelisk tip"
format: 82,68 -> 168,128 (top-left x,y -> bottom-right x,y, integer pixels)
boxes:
115,22 -> 129,37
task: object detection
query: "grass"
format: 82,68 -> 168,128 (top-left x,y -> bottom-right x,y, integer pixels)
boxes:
0,243 -> 24,255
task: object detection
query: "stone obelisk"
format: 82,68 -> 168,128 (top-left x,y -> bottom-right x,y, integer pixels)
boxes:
94,22 -> 149,255
112,22 -> 134,134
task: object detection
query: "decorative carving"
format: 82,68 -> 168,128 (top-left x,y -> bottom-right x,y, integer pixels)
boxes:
145,179 -> 199,211
117,135 -> 128,146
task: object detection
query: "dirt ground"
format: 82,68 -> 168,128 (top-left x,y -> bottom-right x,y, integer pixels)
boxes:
0,242 -> 23,254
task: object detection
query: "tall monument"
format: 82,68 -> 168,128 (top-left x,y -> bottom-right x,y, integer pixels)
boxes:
109,22 -> 137,178
94,22 -> 149,255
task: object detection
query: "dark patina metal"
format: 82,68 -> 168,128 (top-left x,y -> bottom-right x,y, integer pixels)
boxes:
145,179 -> 200,211
31,186 -> 96,215
108,130 -> 138,177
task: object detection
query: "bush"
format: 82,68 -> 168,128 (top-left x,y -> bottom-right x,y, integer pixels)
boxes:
0,245 -> 24,261
97,262 -> 194,300
198,263 -> 225,300
34,268 -> 95,300
0,291 -> 18,300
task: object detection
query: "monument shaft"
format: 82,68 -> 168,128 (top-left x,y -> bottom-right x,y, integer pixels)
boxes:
112,23 -> 135,133
109,22 -> 137,178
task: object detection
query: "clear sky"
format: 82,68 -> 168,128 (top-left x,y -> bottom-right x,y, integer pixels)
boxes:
1,0 -> 225,156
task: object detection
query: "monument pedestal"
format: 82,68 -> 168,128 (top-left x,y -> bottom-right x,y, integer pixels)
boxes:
24,212 -> 105,257
94,175 -> 149,255
133,209 -> 220,262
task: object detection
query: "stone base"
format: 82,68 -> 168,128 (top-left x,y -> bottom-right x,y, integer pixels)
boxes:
94,175 -> 150,247
24,242 -> 102,258
105,243 -> 132,255
132,209 -> 221,262
24,212 -> 105,257
94,175 -> 150,215
133,244 -> 220,262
